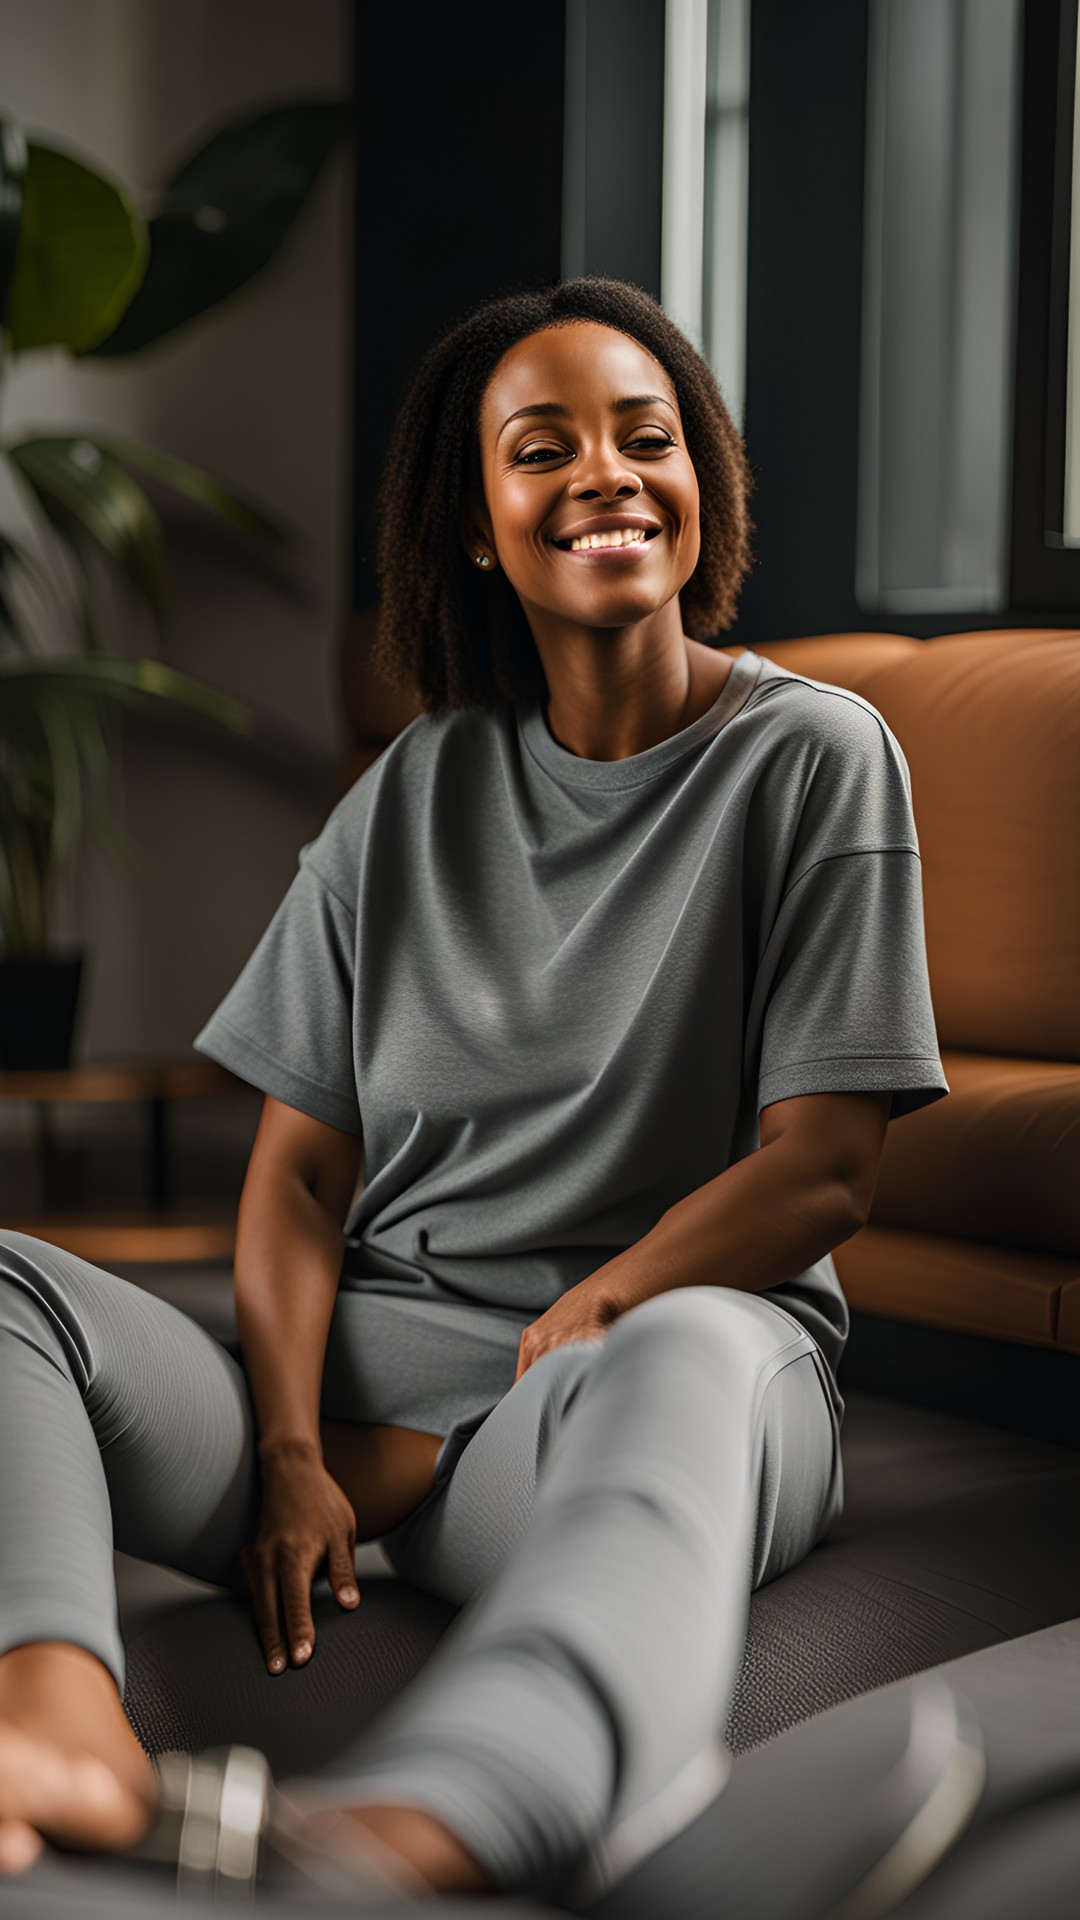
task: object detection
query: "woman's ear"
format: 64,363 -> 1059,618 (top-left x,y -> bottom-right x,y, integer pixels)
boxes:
460,501 -> 496,572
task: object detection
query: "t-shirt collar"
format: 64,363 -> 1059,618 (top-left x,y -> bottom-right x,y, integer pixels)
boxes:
517,647 -> 764,790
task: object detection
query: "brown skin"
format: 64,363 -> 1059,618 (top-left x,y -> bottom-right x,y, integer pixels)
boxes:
461,319 -> 734,760
0,320 -> 891,1894
228,1095 -> 442,1679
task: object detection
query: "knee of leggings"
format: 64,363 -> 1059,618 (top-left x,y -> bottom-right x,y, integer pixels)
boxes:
0,1227 -> 69,1275
0,1229 -> 52,1299
614,1283 -> 726,1331
610,1283 -> 783,1360
0,1231 -> 92,1376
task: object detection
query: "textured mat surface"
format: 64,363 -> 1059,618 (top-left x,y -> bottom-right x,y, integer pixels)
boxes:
564,1618 -> 1080,1920
115,1390 -> 1080,1771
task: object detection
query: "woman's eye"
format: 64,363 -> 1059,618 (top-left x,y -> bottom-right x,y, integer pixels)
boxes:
515,435 -> 673,466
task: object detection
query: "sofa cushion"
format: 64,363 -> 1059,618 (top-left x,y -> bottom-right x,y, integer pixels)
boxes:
869,1050 -> 1080,1257
1058,1279 -> 1080,1350
833,1225 -> 1077,1352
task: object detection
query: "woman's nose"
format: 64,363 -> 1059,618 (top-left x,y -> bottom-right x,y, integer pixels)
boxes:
570,465 -> 644,502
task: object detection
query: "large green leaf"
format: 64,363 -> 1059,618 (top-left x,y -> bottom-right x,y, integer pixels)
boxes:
5,437 -> 167,622
0,527 -> 82,649
0,655 -> 333,952
97,433 -> 302,560
0,654 -> 332,796
3,135 -> 147,352
34,685 -> 86,866
0,532 -> 25,645
83,100 -> 353,358
0,655 -> 255,735
56,533 -> 107,655
0,681 -> 116,953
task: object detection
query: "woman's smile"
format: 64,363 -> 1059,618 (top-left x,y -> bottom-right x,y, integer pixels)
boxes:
547,514 -> 664,559
550,536 -> 657,561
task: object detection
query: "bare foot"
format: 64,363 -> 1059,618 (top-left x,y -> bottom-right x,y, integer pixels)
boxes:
275,1782 -> 499,1897
0,1643 -> 159,1876
339,1803 -> 497,1894
0,1725 -> 157,1875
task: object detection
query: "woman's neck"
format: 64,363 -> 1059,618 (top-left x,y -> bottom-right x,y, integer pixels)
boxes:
535,631 -> 734,763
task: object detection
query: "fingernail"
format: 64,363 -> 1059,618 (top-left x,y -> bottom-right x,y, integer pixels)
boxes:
340,1586 -> 359,1604
294,1641 -> 311,1661
270,1655 -> 285,1672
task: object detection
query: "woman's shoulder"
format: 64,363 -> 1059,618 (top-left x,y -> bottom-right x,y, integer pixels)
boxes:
744,652 -> 911,785
300,704 -> 502,892
749,651 -> 894,741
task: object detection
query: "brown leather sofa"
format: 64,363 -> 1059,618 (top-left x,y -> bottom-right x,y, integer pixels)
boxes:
74,622 -> 1079,1914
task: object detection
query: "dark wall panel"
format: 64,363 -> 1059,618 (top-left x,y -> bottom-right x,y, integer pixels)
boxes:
735,0 -> 870,647
351,0 -> 566,608
563,0 -> 665,295
1012,0 -> 1080,608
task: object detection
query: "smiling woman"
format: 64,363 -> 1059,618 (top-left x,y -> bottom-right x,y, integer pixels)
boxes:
0,273 -> 949,1907
459,315 -> 739,760
368,275 -> 755,721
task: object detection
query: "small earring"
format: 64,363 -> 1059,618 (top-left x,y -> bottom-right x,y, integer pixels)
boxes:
476,553 -> 492,568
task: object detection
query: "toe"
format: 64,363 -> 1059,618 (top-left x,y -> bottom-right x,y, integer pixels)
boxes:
0,1819 -> 45,1877
0,1728 -> 152,1855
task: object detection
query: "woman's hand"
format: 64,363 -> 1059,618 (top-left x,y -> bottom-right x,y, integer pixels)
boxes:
240,1439 -> 361,1675
513,1275 -> 623,1385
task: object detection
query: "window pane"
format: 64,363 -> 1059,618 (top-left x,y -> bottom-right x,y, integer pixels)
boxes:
703,0 -> 751,431
661,0 -> 750,431
856,0 -> 1023,613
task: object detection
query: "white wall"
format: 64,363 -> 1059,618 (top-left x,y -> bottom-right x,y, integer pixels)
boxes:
0,0 -> 353,1070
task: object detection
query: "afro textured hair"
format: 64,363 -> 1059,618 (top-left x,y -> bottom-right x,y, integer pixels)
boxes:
369,275 -> 757,719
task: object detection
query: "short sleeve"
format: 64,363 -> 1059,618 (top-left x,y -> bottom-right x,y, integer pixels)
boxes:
746,688 -> 949,1125
751,847 -> 950,1122
192,855 -> 361,1135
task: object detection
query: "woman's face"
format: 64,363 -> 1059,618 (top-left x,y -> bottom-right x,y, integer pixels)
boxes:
467,321 -> 701,634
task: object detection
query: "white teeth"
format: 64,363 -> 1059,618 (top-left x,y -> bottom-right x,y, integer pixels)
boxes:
569,527 -> 648,552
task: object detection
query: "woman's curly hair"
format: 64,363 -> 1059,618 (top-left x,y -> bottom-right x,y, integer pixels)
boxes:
369,275 -> 757,719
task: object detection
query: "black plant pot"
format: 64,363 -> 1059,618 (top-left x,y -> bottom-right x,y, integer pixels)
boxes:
0,950 -> 86,1070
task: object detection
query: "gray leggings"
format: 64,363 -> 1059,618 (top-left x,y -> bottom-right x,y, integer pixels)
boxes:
0,1228 -> 842,1898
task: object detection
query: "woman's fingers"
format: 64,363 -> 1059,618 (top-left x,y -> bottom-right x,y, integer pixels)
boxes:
240,1543 -> 288,1675
329,1534 -> 361,1608
280,1556 -> 318,1666
242,1535 -> 360,1674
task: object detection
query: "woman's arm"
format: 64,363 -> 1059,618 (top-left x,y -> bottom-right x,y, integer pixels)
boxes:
233,1095 -> 363,1463
232,1096 -> 367,1674
587,1089 -> 891,1314
514,1091 -> 891,1380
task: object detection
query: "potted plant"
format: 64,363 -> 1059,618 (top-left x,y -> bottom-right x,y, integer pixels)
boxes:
0,98 -> 352,1067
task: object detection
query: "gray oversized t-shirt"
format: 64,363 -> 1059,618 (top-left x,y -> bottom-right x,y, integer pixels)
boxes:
193,647 -> 949,1448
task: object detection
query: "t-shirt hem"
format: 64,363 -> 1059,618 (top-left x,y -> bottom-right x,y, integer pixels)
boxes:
757,1054 -> 950,1120
192,1016 -> 362,1135
779,843 -> 922,906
